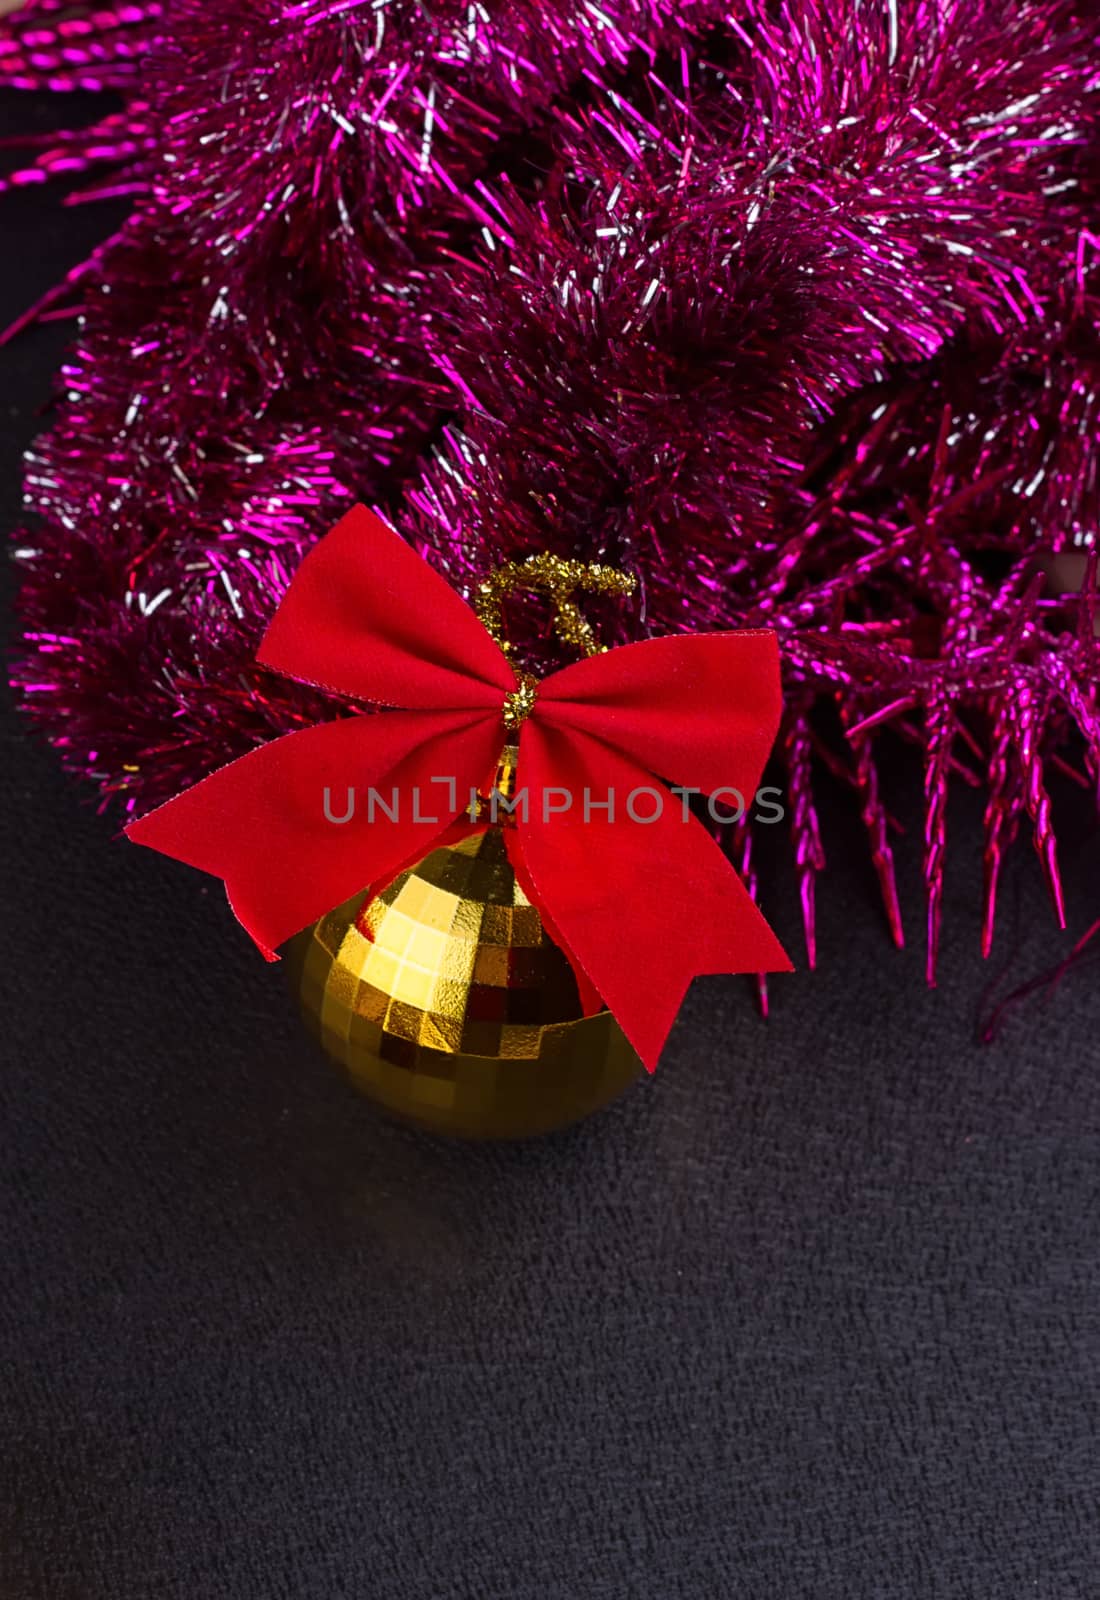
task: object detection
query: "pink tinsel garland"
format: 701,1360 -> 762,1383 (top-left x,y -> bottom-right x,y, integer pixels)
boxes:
2,0 -> 1098,983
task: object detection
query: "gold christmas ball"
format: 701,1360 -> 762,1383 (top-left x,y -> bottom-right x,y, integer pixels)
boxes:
285,826 -> 644,1139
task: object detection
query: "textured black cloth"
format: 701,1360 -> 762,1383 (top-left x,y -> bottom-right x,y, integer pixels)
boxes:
2,91 -> 1099,1600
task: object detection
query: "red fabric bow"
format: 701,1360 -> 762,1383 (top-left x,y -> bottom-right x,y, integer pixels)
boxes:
127,505 -> 792,1069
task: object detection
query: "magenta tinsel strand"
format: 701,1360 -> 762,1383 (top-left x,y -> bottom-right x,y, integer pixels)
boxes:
1009,675 -> 1067,931
979,919 -> 1100,1045
783,713 -> 825,970
0,0 -> 160,208
981,711 -> 1020,960
921,691 -> 954,986
4,0 -> 1100,974
0,2 -> 161,92
843,709 -> 904,952
1040,656 -> 1100,813
727,815 -> 769,1017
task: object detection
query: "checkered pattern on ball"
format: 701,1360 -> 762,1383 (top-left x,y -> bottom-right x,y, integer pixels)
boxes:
288,829 -> 641,1139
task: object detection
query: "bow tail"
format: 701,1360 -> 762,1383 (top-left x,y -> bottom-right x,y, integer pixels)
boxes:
504,835 -> 606,1020
126,709 -> 506,958
513,722 -> 792,1072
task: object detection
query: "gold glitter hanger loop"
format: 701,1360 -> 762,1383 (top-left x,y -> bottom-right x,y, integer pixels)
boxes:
475,553 -> 637,663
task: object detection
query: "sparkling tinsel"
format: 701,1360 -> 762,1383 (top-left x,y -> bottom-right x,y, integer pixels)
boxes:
3,0 -> 1098,979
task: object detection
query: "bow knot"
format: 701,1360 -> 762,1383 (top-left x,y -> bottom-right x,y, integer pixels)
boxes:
502,671 -> 539,729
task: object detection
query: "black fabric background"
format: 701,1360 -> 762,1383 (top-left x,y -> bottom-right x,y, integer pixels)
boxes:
1,90 -> 1099,1600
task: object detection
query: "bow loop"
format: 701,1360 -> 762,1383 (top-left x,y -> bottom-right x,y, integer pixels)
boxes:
127,708 -> 506,960
258,503 -> 515,711
536,631 -> 783,804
